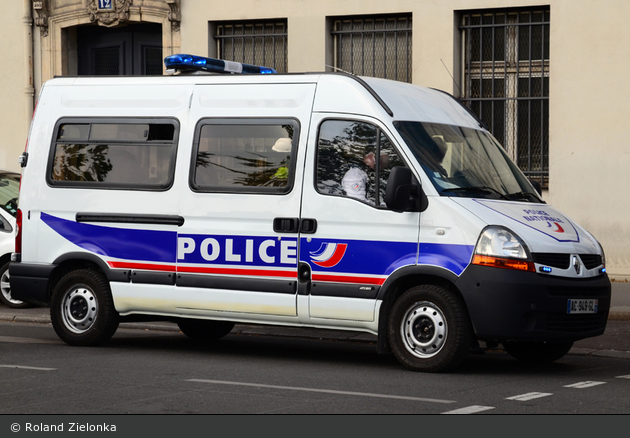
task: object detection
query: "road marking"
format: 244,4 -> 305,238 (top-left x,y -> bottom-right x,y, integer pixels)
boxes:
506,392 -> 553,401
564,381 -> 606,389
442,405 -> 495,414
616,375 -> 630,379
186,379 -> 456,404
0,336 -> 60,344
0,365 -> 57,371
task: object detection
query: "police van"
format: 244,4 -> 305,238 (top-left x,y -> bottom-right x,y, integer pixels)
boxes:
10,54 -> 611,372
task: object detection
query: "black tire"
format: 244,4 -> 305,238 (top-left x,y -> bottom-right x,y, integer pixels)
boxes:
0,261 -> 31,308
50,269 -> 119,346
388,284 -> 473,372
502,340 -> 574,363
177,319 -> 235,341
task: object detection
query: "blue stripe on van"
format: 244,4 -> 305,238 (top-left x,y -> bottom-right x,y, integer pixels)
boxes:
41,212 -> 176,263
301,237 -> 474,277
41,212 -> 474,277
418,242 -> 474,276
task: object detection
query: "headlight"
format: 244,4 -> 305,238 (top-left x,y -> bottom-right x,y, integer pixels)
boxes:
472,226 -> 535,272
475,227 -> 529,259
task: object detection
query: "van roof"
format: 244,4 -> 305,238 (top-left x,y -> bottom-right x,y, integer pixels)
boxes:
44,73 -> 481,129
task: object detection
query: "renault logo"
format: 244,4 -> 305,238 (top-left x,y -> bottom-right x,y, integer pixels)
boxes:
572,255 -> 582,275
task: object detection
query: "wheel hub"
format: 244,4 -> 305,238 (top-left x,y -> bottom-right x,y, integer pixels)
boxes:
401,301 -> 447,358
61,287 -> 98,334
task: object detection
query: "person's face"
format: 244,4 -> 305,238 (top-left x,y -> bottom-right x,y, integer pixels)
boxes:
363,152 -> 376,169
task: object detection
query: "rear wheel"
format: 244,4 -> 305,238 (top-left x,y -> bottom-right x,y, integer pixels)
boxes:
388,284 -> 473,372
502,340 -> 574,363
50,269 -> 119,346
177,319 -> 235,341
0,261 -> 31,308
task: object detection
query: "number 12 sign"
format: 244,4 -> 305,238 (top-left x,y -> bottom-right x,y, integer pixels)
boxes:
98,0 -> 113,10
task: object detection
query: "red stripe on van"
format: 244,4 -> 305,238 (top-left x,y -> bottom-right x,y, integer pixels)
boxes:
108,261 -> 177,272
311,273 -> 385,285
177,265 -> 297,279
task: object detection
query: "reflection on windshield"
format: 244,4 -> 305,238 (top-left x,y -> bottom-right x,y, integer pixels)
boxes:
394,121 -> 543,203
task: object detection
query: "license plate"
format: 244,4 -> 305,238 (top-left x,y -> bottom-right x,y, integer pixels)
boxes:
567,299 -> 598,314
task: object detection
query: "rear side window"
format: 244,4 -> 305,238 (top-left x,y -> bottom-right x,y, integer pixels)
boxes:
191,119 -> 298,194
48,118 -> 179,190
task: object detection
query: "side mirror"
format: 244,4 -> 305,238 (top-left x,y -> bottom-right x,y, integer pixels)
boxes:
529,179 -> 542,196
385,166 -> 428,213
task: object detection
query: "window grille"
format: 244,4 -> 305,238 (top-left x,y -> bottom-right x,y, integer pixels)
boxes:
332,14 -> 412,83
215,20 -> 288,73
460,8 -> 550,186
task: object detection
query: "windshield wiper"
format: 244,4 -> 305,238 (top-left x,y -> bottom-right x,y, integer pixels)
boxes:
506,191 -> 543,203
441,186 -> 510,200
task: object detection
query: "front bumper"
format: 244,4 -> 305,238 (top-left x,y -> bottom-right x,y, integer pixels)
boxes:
455,265 -> 611,342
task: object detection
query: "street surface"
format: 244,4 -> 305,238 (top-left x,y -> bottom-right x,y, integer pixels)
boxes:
0,318 -> 628,415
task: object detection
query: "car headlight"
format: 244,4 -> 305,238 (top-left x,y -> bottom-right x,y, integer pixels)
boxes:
472,226 -> 535,272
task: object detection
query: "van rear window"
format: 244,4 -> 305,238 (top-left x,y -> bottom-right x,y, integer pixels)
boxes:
48,119 -> 178,190
191,119 -> 298,194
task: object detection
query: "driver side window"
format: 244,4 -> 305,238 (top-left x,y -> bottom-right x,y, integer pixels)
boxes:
316,119 -> 405,207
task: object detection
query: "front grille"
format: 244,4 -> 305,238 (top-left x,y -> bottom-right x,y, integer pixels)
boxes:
532,253 -> 570,269
546,313 -> 607,333
532,253 -> 602,270
580,254 -> 602,270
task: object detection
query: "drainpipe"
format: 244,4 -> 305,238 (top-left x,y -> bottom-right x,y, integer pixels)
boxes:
23,0 -> 34,122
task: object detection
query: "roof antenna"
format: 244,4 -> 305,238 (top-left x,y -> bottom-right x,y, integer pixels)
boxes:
441,59 -> 463,96
326,64 -> 353,75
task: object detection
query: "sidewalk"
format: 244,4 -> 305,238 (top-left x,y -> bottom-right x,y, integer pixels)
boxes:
1,282 -> 628,360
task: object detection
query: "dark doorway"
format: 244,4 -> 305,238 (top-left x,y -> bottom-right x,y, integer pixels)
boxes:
77,23 -> 163,75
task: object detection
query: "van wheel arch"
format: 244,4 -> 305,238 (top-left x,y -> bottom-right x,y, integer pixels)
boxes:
48,256 -> 112,303
377,273 -> 469,355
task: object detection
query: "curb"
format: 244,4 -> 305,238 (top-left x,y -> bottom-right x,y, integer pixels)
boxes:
608,309 -> 630,321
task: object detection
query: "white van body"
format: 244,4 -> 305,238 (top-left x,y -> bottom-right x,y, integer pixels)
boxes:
11,70 -> 610,372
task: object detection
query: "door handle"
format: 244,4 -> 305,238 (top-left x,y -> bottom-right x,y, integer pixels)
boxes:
273,217 -> 299,233
300,218 -> 317,234
273,218 -> 317,234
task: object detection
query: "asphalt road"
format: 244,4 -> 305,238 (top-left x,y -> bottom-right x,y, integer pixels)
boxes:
0,320 -> 629,415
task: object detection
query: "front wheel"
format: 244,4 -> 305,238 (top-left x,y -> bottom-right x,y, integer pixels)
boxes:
388,285 -> 473,372
502,340 -> 574,363
50,269 -> 119,346
0,261 -> 31,308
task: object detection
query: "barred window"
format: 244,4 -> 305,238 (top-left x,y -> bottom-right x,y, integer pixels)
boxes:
332,14 -> 412,83
460,8 -> 550,186
215,20 -> 288,73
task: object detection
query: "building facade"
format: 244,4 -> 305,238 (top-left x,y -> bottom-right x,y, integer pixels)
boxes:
1,0 -> 629,279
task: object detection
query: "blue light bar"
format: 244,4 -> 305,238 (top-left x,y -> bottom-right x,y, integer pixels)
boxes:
164,54 -> 276,75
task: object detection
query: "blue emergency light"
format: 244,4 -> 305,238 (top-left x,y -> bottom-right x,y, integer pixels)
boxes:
164,54 -> 277,75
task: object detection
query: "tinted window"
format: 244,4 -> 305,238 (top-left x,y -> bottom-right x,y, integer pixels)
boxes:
316,120 -> 405,207
192,120 -> 298,194
49,119 -> 178,190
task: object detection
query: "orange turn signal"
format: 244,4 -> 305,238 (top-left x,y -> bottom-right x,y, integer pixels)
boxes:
472,254 -> 535,272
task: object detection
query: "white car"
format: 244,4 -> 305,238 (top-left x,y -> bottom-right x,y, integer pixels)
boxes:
0,170 -> 27,308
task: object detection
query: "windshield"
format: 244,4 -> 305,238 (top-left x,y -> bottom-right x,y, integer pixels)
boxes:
0,172 -> 20,217
394,121 -> 543,203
